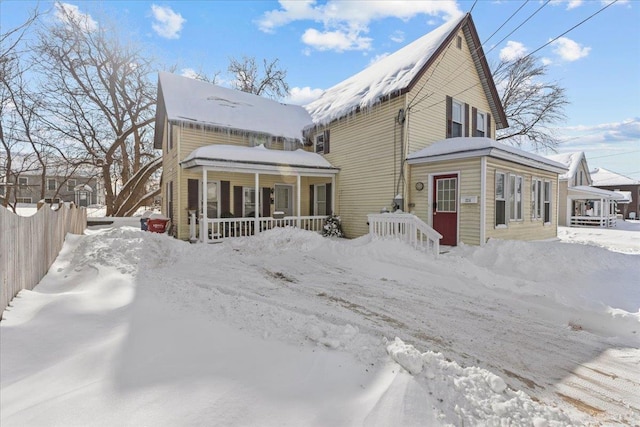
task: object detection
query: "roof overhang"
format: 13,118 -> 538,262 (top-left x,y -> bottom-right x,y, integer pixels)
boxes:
568,185 -> 627,201
407,147 -> 567,174
181,158 -> 339,177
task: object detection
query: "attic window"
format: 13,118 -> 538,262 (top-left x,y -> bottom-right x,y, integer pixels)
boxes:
315,133 -> 325,153
456,35 -> 462,49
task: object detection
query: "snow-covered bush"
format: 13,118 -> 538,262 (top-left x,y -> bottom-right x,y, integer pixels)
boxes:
322,214 -> 344,238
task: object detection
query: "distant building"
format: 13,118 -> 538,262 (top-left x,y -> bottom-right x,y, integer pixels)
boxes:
591,168 -> 640,220
0,173 -> 103,207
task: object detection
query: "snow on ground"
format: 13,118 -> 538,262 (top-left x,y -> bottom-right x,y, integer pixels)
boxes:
1,221 -> 639,426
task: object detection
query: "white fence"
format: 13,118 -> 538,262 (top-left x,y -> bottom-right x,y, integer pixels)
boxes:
201,215 -> 326,241
368,213 -> 442,257
1,204 -> 87,317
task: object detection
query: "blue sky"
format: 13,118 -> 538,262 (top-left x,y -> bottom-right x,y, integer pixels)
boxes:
2,0 -> 639,179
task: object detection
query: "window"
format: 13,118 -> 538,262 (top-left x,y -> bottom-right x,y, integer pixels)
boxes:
167,122 -> 173,150
47,179 -> 57,190
17,197 -> 32,203
437,178 -> 457,212
531,178 -> 542,220
476,111 -> 486,137
243,187 -> 259,217
67,179 -> 76,191
206,181 -> 218,218
18,177 -> 28,186
495,172 -> 506,227
456,35 -> 462,49
250,134 -> 269,148
0,185 -> 5,196
452,100 -> 463,138
543,181 -> 551,223
315,184 -> 327,215
509,175 -> 523,221
283,139 -> 298,151
315,133 -> 325,153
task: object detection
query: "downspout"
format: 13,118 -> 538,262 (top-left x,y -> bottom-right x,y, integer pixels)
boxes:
480,156 -> 486,246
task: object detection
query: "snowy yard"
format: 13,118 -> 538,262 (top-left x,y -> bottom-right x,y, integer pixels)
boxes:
1,221 -> 639,426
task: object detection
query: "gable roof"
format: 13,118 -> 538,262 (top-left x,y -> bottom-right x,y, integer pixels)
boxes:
407,137 -> 567,174
154,72 -> 313,149
546,152 -> 587,180
590,167 -> 640,186
304,13 -> 507,129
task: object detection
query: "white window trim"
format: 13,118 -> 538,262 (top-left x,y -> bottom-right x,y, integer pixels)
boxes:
495,171 -> 507,228
509,174 -> 523,222
476,110 -> 487,137
67,179 -> 77,191
242,186 -> 263,217
543,180 -> 552,225
451,99 -> 464,138
18,177 -> 28,186
531,177 -> 543,221
47,179 -> 57,190
314,184 -> 327,216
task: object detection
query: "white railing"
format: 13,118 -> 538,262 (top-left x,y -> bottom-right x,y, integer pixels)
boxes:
367,212 -> 442,257
203,215 -> 327,241
570,215 -> 617,228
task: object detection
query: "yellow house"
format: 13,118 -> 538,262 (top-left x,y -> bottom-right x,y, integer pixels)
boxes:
154,12 -> 567,246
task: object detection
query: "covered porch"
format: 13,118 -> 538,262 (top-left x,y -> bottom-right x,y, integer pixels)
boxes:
567,186 -> 625,228
180,144 -> 339,242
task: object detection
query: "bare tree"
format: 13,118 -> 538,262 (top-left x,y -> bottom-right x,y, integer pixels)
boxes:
493,55 -> 569,151
228,56 -> 290,99
34,4 -> 160,216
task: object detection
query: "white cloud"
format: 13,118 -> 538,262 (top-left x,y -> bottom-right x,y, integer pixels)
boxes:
302,28 -> 372,52
151,4 -> 186,39
257,0 -> 463,52
390,30 -> 405,43
550,0 -> 583,9
551,37 -> 590,61
181,68 -> 199,79
541,57 -> 553,66
55,3 -> 97,32
286,86 -> 324,105
499,41 -> 528,61
557,118 -> 640,154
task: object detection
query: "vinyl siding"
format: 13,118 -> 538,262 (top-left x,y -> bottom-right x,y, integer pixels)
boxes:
408,158 -> 482,246
485,158 -> 558,242
406,28 -> 496,155
319,96 -> 405,238
557,180 -> 568,226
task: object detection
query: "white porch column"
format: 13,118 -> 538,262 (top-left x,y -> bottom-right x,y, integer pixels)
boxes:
297,174 -> 301,228
599,197 -> 604,226
201,169 -> 207,243
254,173 -> 259,234
331,174 -> 336,215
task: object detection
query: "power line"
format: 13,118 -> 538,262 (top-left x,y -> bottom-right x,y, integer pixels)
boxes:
589,150 -> 640,159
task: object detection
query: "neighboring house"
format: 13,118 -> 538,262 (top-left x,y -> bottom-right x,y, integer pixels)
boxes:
0,173 -> 102,207
155,13 -> 567,246
547,152 -> 625,227
591,167 -> 640,220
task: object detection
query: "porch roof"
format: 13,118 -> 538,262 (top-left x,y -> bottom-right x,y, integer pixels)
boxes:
180,144 -> 339,176
569,185 -> 628,201
406,137 -> 567,174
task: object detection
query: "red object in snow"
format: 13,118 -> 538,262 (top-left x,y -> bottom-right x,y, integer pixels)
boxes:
146,218 -> 169,233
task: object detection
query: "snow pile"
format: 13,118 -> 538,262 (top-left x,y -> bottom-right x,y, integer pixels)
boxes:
385,338 -> 571,426
2,222 -> 639,426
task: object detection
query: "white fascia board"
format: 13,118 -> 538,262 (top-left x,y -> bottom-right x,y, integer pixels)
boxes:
407,148 -> 566,174
181,158 -> 339,177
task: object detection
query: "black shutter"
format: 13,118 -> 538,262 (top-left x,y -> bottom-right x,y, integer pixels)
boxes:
487,113 -> 492,139
324,129 -> 330,154
262,187 -> 270,217
446,96 -> 452,138
326,183 -> 332,215
220,180 -> 230,214
234,186 -> 243,216
471,107 -> 477,137
187,179 -> 198,210
464,103 -> 469,137
309,185 -> 315,215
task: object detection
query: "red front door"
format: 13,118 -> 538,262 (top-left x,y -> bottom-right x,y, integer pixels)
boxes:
432,174 -> 458,246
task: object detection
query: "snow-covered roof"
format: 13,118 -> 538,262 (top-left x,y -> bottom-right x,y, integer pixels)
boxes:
157,72 -> 312,141
590,167 -> 640,186
407,137 -> 567,173
615,190 -> 632,203
304,15 -> 466,126
546,152 -> 585,180
569,185 -> 627,200
181,144 -> 338,172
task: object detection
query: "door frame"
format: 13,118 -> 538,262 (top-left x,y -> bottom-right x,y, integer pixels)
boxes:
274,183 -> 294,216
428,171 -> 460,246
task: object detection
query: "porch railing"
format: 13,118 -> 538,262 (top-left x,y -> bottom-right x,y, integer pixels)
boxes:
202,215 -> 327,241
367,212 -> 442,257
570,215 -> 617,228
